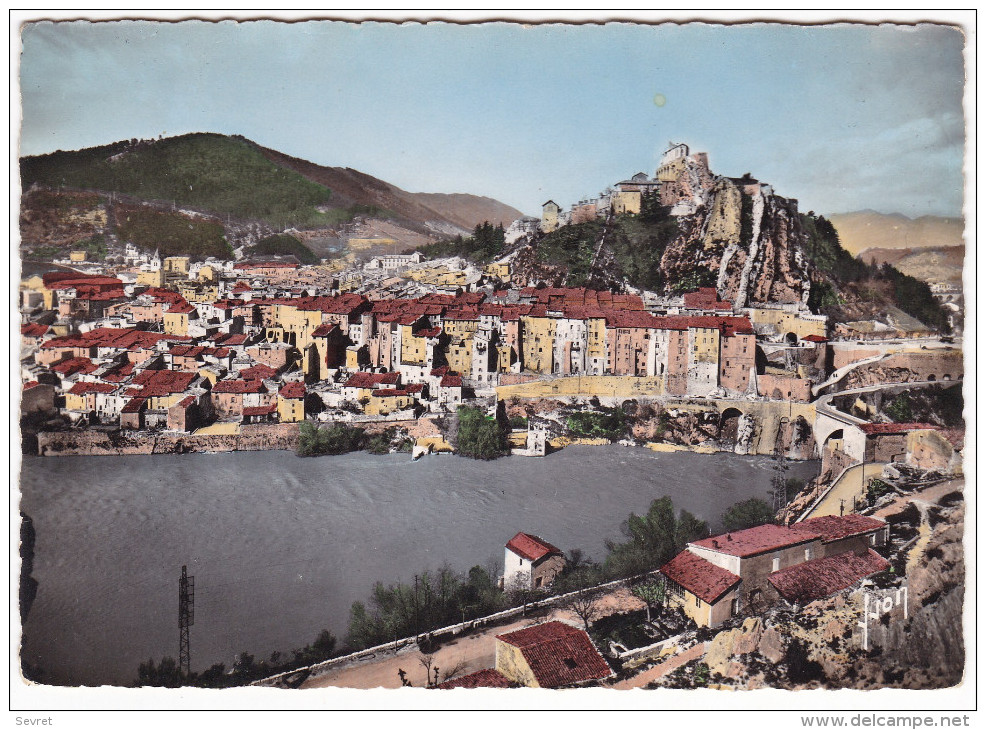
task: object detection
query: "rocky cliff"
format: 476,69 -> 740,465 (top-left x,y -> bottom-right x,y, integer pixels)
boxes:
659,168 -> 813,306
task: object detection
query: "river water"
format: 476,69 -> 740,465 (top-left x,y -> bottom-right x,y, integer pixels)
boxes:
17,446 -> 818,686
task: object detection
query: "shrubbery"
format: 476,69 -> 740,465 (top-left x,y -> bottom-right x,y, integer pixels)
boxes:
296,421 -> 366,456
455,405 -> 508,460
566,407 -> 627,441
115,206 -> 232,260
246,233 -> 320,265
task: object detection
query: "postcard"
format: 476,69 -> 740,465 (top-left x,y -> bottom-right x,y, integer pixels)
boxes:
11,9 -> 975,722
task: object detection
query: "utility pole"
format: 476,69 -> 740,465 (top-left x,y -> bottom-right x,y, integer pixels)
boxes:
179,565 -> 194,677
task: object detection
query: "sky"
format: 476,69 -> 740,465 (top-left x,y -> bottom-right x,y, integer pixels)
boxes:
16,14 -> 969,219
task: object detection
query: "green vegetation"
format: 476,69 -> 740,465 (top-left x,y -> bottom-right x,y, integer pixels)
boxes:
867,478 -> 895,505
245,233 -> 320,265
566,406 -> 627,441
365,427 -> 413,455
607,205 -> 680,292
296,421 -> 367,457
631,579 -> 667,622
669,269 -> 717,294
603,497 -> 709,579
508,415 -> 529,430
883,384 -> 964,427
346,565 -> 505,651
720,498 -> 776,532
536,220 -> 602,285
134,628 -> 337,688
416,221 -> 505,262
455,405 -> 509,460
535,196 -> 680,290
21,133 -> 338,228
801,212 -> 950,331
74,233 -> 108,261
115,206 -> 232,259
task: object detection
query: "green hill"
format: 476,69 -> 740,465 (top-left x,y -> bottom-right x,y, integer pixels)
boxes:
245,233 -> 320,265
20,133 -> 337,228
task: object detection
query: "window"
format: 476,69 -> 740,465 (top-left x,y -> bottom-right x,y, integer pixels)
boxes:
772,557 -> 780,572
519,558 -> 523,566
805,547 -> 811,561
869,534 -> 876,546
695,595 -> 701,607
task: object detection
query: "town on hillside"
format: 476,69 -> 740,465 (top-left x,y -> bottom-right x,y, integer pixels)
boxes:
18,141 -> 965,691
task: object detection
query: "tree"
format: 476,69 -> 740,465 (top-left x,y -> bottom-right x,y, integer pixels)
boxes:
632,579 -> 667,622
603,497 -> 708,578
721,498 -> 776,532
565,586 -> 602,633
455,405 -> 508,460
135,656 -> 184,687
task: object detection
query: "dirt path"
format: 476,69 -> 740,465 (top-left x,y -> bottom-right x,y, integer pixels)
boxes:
302,587 -> 645,689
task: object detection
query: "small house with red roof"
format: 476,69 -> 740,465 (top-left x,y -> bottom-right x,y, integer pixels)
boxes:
277,381 -> 307,423
660,514 -> 889,627
503,532 -> 566,591
494,621 -> 613,688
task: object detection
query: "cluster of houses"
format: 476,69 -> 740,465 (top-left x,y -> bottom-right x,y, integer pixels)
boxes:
19,257 -> 833,433
437,513 -> 893,689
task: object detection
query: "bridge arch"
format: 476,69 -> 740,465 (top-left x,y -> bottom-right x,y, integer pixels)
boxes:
718,406 -> 744,444
784,332 -> 798,346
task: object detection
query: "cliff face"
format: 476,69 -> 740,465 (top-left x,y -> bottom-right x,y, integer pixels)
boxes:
660,170 -> 813,307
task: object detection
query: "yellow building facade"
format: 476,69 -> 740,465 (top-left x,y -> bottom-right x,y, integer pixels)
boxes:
520,314 -> 556,374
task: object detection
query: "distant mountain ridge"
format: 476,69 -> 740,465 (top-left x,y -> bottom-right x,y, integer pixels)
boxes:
857,245 -> 965,287
19,132 -> 524,242
829,210 -> 965,256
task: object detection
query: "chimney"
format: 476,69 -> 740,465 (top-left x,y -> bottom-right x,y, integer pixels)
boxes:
727,534 -> 733,541
712,540 -> 720,548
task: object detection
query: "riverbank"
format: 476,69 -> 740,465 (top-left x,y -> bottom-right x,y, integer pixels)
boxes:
32,423 -> 816,460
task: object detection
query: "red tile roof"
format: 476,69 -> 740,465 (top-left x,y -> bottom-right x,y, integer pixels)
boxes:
240,363 -> 278,380
121,397 -> 147,413
242,403 -> 277,416
131,369 -> 197,394
495,621 -> 612,688
767,549 -> 890,603
802,334 -> 829,343
791,515 -> 886,544
212,379 -> 267,394
68,381 -> 117,395
683,287 -> 732,310
372,388 -> 410,398
505,532 -> 562,563
21,323 -> 50,337
312,323 -> 339,337
279,382 -> 306,399
690,523 -> 819,558
660,550 -> 742,604
343,371 -> 400,389
434,669 -> 517,689
440,374 -> 463,388
50,357 -> 98,376
858,422 -> 938,435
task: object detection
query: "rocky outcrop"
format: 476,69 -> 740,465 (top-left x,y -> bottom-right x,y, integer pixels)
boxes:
660,169 -> 814,306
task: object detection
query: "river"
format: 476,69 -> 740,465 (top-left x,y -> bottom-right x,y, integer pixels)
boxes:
17,446 -> 819,686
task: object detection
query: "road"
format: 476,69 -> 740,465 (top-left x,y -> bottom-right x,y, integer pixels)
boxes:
301,588 -> 645,689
